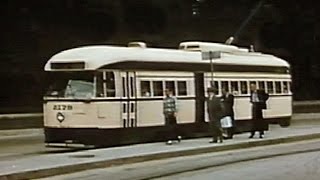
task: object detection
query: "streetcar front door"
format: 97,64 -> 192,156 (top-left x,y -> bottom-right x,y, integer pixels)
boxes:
121,72 -> 137,128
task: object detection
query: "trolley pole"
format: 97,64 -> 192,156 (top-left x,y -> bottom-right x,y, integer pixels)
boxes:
209,51 -> 214,88
202,51 -> 220,88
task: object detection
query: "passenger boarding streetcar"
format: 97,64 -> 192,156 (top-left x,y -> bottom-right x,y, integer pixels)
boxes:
43,41 -> 292,147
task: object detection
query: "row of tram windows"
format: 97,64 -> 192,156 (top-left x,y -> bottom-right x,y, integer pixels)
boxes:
45,71 -> 291,99
209,80 -> 292,95
140,80 -> 188,97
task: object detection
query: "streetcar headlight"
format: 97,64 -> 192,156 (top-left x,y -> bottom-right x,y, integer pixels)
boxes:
56,112 -> 65,122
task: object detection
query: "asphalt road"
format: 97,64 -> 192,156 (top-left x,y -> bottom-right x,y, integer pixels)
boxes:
0,129 -> 86,161
156,147 -> 320,180
37,137 -> 320,180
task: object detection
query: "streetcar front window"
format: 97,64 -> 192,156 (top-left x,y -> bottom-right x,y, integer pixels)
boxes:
64,80 -> 94,98
45,72 -> 94,98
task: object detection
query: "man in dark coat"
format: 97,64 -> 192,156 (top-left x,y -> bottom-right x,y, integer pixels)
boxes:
249,83 -> 269,138
207,87 -> 224,143
221,87 -> 235,139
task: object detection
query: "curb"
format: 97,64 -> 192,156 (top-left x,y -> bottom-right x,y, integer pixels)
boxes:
2,132 -> 320,179
0,115 -> 43,130
0,113 -> 42,119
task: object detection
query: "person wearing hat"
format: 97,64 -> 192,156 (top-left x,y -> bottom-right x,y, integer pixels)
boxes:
207,87 -> 224,143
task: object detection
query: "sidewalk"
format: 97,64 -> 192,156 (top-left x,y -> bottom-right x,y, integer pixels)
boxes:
1,123 -> 320,179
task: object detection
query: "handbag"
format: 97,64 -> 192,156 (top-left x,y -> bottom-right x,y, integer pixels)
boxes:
220,116 -> 233,128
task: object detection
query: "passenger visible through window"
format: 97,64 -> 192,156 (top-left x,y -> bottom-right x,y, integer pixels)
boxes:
140,81 -> 151,97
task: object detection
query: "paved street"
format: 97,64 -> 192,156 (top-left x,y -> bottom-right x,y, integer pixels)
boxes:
156,147 -> 320,180
38,132 -> 320,180
0,129 -> 83,161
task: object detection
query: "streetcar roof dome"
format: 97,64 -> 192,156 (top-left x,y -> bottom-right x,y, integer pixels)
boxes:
179,41 -> 249,53
45,44 -> 290,71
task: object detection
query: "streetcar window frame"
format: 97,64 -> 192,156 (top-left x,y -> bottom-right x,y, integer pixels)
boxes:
177,81 -> 188,96
275,81 -> 282,94
221,81 -> 229,93
267,81 -> 274,94
258,81 -> 266,91
289,82 -> 292,93
230,81 -> 239,95
105,71 -> 116,97
95,72 -> 104,97
152,81 -> 164,97
283,81 -> 289,94
240,81 -> 248,95
140,81 -> 151,97
165,81 -> 176,96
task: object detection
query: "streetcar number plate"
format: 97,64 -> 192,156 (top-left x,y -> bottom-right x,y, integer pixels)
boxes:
53,105 -> 73,110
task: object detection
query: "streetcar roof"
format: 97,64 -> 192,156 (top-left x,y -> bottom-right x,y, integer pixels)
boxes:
45,45 -> 290,71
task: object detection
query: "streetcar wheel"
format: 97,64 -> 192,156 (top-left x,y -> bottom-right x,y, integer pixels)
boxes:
279,118 -> 291,127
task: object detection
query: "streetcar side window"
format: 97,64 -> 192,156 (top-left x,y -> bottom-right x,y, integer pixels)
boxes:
140,81 -> 151,97
231,81 -> 239,95
275,81 -> 281,94
289,82 -> 292,93
283,81 -> 289,94
165,81 -> 176,95
258,81 -> 266,91
177,81 -> 187,96
106,72 -> 115,97
240,81 -> 248,94
267,81 -> 274,94
153,81 -> 163,96
221,81 -> 229,92
95,72 -> 104,97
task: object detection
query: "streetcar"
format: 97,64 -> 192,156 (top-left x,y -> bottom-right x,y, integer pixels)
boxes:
43,41 -> 292,147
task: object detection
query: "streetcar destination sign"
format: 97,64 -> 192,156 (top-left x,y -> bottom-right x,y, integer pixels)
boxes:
202,51 -> 221,60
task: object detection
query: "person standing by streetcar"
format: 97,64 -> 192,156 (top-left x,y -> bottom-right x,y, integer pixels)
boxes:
207,87 -> 224,143
221,87 -> 235,139
249,83 -> 269,138
163,89 -> 181,145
